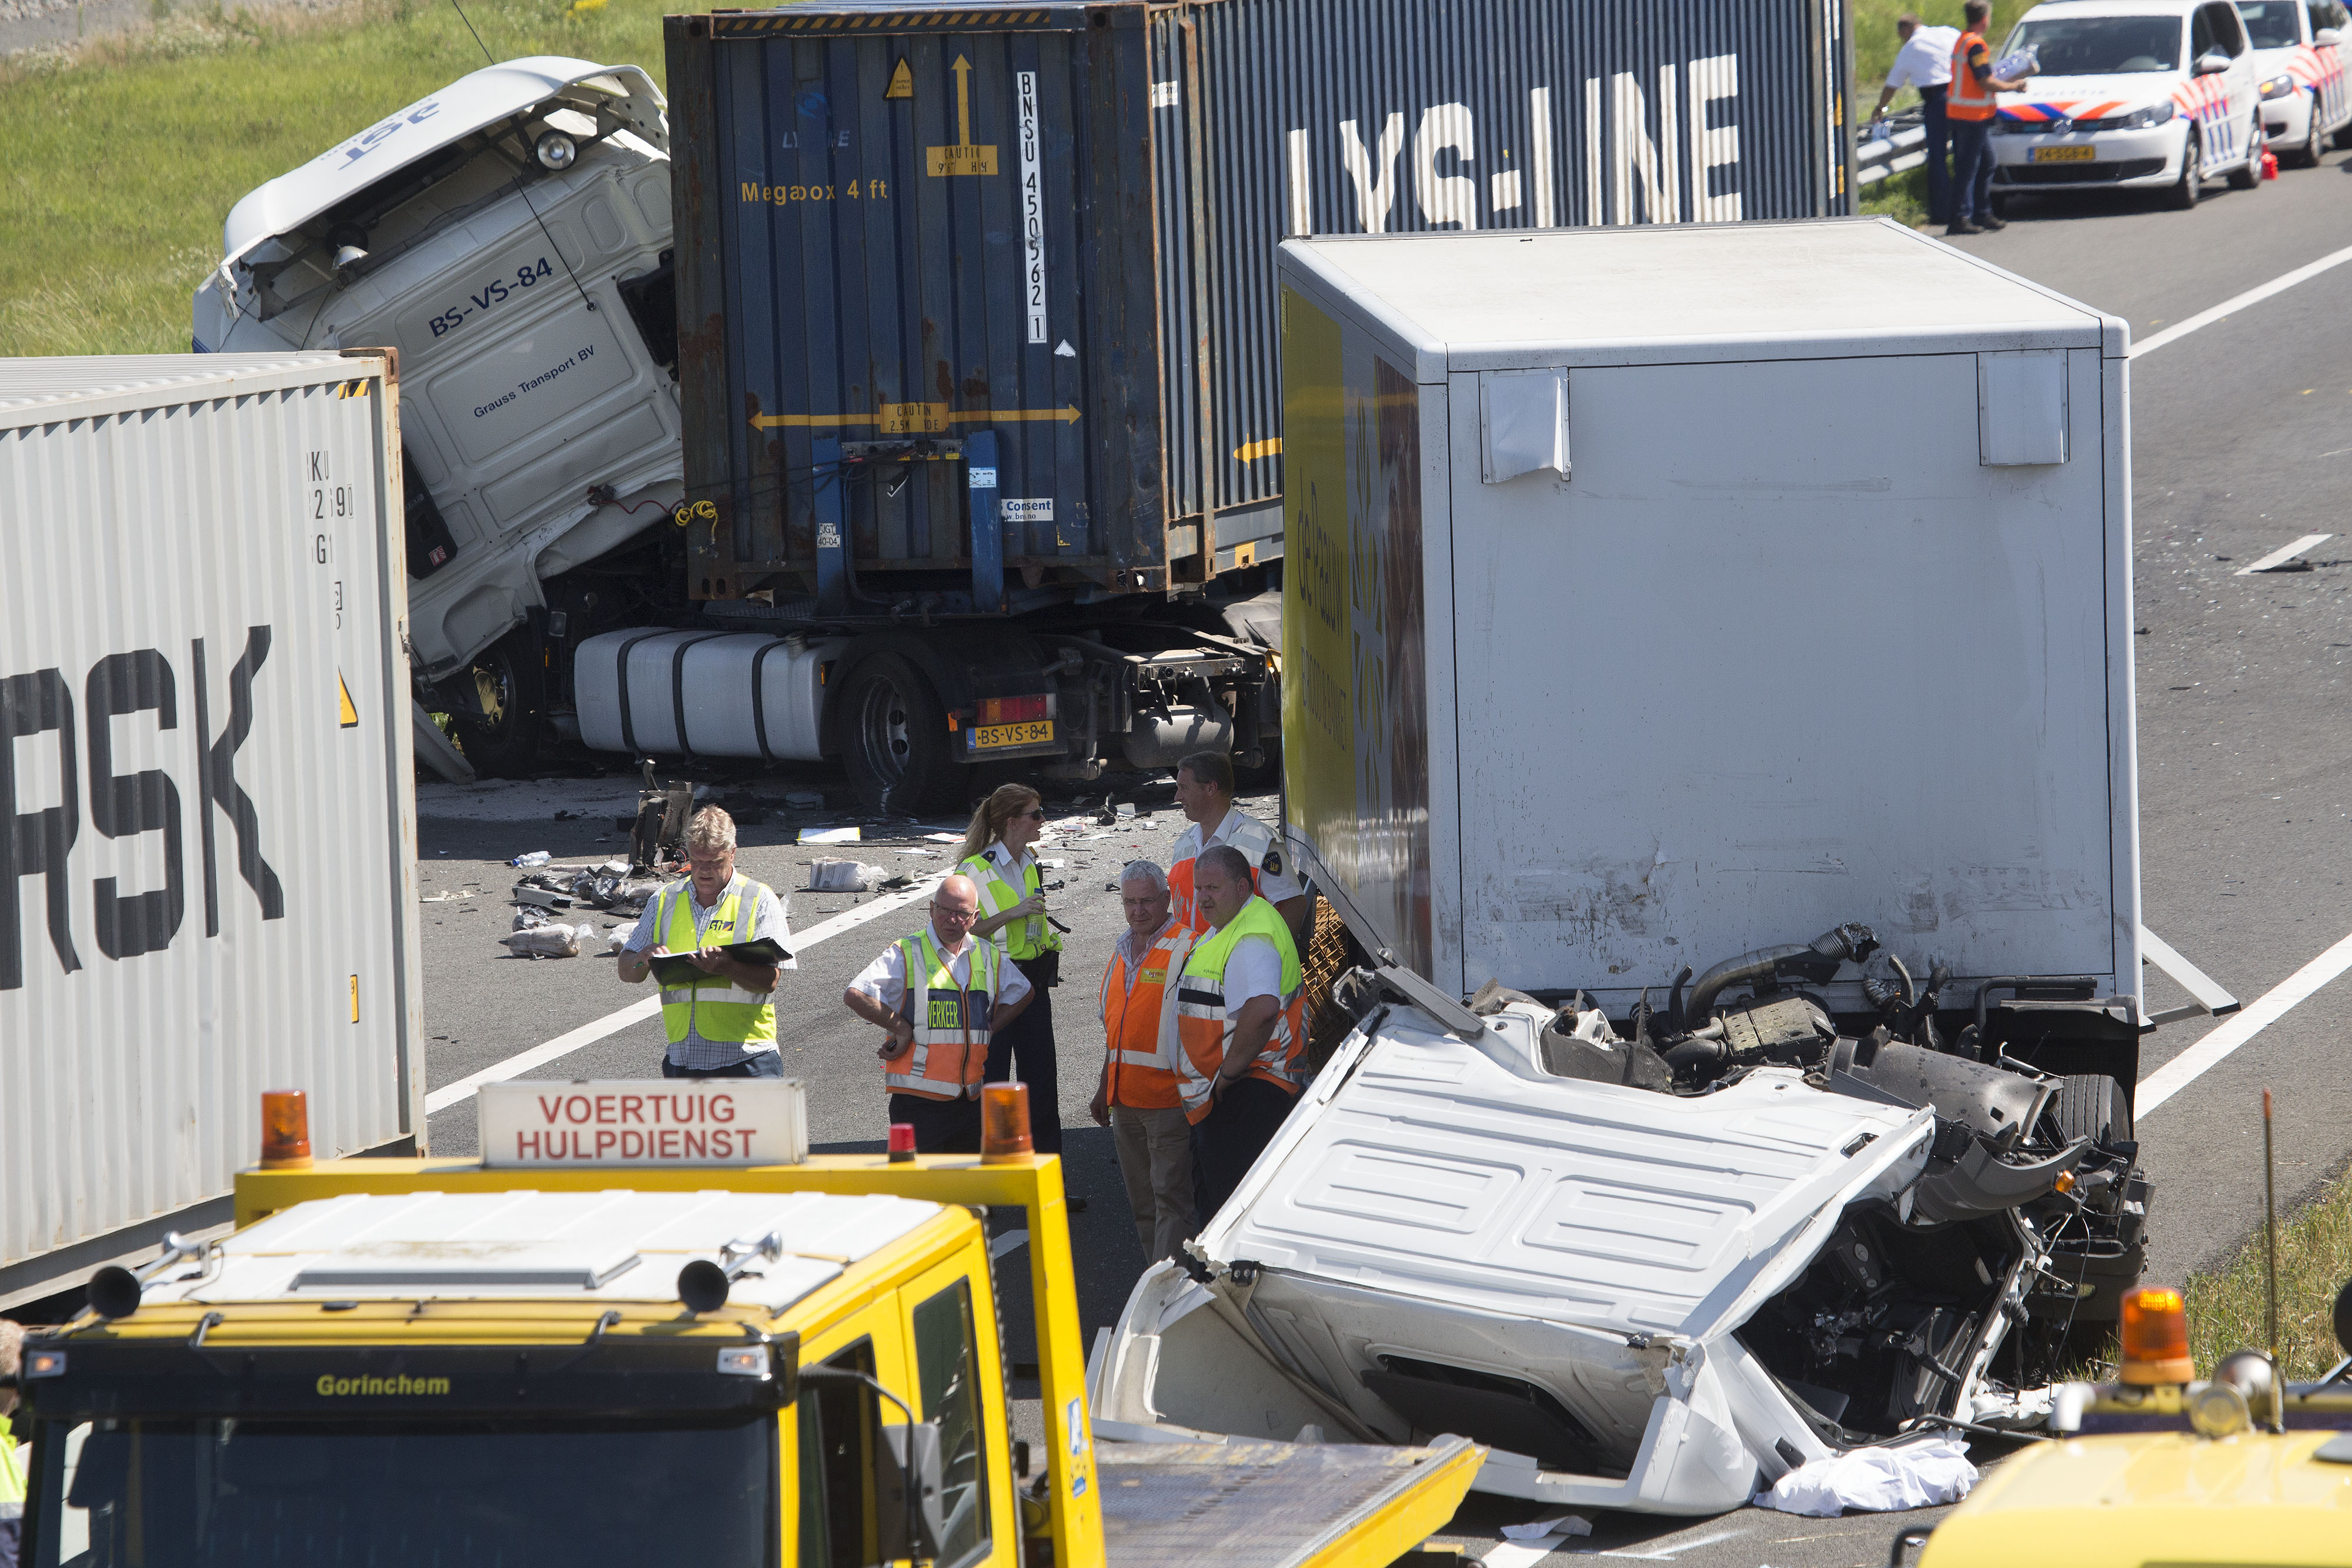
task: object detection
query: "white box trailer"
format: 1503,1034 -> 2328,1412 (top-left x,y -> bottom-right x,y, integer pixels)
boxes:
1093,223 -> 2160,1512
0,352 -> 423,1310
1277,218 -> 2139,1022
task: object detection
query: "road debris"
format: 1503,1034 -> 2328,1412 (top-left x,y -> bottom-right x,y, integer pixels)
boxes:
1752,1436 -> 1977,1517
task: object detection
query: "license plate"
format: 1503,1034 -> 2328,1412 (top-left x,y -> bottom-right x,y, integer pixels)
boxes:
2030,144 -> 2097,162
967,720 -> 1055,751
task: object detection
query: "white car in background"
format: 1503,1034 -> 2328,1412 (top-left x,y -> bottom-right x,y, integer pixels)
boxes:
2239,0 -> 2352,163
1991,0 -> 2265,210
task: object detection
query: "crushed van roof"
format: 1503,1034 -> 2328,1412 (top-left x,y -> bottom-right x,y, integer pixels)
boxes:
142,1189 -> 943,1312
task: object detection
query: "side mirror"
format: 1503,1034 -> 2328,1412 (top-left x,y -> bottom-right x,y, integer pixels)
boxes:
879,1419 -> 948,1562
2193,49 -> 2236,75
2320,26 -> 2344,44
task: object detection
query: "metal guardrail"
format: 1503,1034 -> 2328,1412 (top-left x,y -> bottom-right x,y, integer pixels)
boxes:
1856,109 -> 1930,186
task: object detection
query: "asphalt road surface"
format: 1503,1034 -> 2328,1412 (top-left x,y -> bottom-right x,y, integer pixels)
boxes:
407,158 -> 2352,1568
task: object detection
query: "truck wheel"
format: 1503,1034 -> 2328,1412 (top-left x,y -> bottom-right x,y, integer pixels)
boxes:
2169,134 -> 2203,208
841,653 -> 963,814
2053,1072 -> 2132,1144
450,627 -> 543,779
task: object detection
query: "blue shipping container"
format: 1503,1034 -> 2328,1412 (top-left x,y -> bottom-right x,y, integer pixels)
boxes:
667,0 -> 1851,614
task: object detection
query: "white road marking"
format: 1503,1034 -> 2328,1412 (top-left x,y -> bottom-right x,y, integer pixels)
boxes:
2138,927 -> 2352,1116
1481,1543 -> 1559,1568
2130,241 -> 2352,359
1590,1527 -> 1746,1560
2234,533 -> 2334,574
423,873 -> 946,1116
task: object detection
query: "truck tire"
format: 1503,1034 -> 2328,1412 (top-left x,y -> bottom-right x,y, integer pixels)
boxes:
841,653 -> 964,814
2053,1072 -> 2132,1145
450,626 -> 543,779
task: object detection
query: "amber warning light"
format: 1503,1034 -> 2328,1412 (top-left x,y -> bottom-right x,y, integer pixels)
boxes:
2120,1285 -> 2195,1385
981,1081 -> 1032,1164
260,1089 -> 312,1169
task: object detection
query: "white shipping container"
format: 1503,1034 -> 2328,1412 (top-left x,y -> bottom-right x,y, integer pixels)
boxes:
1278,219 -> 2139,1012
0,352 -> 423,1308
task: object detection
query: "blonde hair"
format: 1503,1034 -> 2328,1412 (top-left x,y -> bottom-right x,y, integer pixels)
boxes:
959,783 -> 1041,864
687,805 -> 737,854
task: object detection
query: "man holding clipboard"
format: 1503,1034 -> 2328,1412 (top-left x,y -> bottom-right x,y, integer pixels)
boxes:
616,805 -> 795,1078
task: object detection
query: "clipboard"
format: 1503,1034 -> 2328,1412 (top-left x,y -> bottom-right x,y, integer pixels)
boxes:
647,937 -> 793,987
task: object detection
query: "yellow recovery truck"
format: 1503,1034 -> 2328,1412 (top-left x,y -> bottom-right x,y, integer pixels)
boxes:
11,1089 -> 1479,1568
1903,1281 -> 2352,1568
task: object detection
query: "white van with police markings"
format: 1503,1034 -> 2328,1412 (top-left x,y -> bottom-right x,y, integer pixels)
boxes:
1990,0 -> 2266,210
2239,0 -> 2352,165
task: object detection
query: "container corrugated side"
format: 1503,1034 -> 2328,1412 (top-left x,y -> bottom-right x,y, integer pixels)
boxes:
671,0 -> 1852,607
0,351 -> 422,1303
1164,0 -> 1853,555
669,4 -> 1161,613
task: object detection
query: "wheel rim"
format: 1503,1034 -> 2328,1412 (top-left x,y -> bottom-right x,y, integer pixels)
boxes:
856,675 -> 915,785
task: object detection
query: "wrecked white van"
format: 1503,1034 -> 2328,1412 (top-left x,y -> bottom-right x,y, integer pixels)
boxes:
1093,950 -> 2140,1513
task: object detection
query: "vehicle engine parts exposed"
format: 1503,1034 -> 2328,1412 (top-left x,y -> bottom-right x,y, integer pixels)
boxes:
1527,921 -> 2150,1442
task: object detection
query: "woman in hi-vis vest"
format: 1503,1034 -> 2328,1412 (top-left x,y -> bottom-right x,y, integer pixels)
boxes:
957,783 -> 1071,1162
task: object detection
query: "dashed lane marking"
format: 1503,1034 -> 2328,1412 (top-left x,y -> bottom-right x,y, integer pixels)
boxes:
422,872 -> 946,1115
2139,927 -> 2352,1116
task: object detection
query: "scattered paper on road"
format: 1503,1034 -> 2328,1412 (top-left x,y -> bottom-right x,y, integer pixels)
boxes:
800,825 -> 862,844
1498,1514 -> 1591,1542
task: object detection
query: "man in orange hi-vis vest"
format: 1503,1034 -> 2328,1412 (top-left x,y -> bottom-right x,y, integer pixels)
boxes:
1946,0 -> 2033,235
843,874 -> 1034,1153
1090,861 -> 1197,1261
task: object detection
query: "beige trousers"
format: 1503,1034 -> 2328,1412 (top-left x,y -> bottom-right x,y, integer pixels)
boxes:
1110,1103 -> 1196,1262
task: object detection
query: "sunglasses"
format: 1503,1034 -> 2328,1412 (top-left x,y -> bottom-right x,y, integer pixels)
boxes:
1015,807 -> 1048,820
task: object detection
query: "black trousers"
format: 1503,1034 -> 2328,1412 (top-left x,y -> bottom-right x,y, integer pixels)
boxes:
985,958 -> 1063,1154
1920,88 -> 1952,225
1191,1077 -> 1297,1227
889,1092 -> 981,1154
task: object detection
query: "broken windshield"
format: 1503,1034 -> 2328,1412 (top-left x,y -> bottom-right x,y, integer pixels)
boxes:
26,1413 -> 777,1567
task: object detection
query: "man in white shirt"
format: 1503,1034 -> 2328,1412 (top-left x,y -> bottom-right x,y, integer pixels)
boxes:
843,874 -> 1034,1152
1167,750 -> 1309,940
1872,12 -> 1962,226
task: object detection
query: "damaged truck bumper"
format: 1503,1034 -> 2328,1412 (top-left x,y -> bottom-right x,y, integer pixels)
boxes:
1094,991 -> 2101,1514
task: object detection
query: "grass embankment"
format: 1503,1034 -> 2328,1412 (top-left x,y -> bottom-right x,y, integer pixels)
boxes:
1850,0 -> 1984,228
2184,1161 -> 2352,1379
0,0 -> 674,357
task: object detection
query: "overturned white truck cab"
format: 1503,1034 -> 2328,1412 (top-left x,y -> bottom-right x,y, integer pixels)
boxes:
1097,220 -> 2203,1512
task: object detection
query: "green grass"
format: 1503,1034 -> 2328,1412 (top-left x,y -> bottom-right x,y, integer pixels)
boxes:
0,0 -> 676,357
2185,1161 -> 2352,1380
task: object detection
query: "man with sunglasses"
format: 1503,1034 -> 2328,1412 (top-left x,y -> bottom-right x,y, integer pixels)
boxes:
617,805 -> 794,1078
843,873 -> 1034,1152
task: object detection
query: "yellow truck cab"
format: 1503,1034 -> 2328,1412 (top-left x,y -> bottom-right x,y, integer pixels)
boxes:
11,1093 -> 1478,1568
1909,1284 -> 2352,1568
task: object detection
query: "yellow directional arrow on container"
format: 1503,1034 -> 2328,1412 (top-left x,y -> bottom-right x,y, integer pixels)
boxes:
926,55 -> 998,175
750,403 -> 1080,432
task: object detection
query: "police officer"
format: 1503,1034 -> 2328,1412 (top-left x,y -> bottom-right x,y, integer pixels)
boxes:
1171,844 -> 1306,1225
616,806 -> 792,1078
1167,750 -> 1308,939
956,783 -> 1070,1160
1090,860 -> 1197,1261
843,874 -> 1033,1152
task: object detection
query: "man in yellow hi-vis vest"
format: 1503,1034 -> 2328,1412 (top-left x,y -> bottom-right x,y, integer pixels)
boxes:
1169,844 -> 1306,1225
617,806 -> 793,1077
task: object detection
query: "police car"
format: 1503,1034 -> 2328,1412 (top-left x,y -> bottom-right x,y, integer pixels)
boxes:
1990,0 -> 2266,210
2240,0 -> 2352,165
